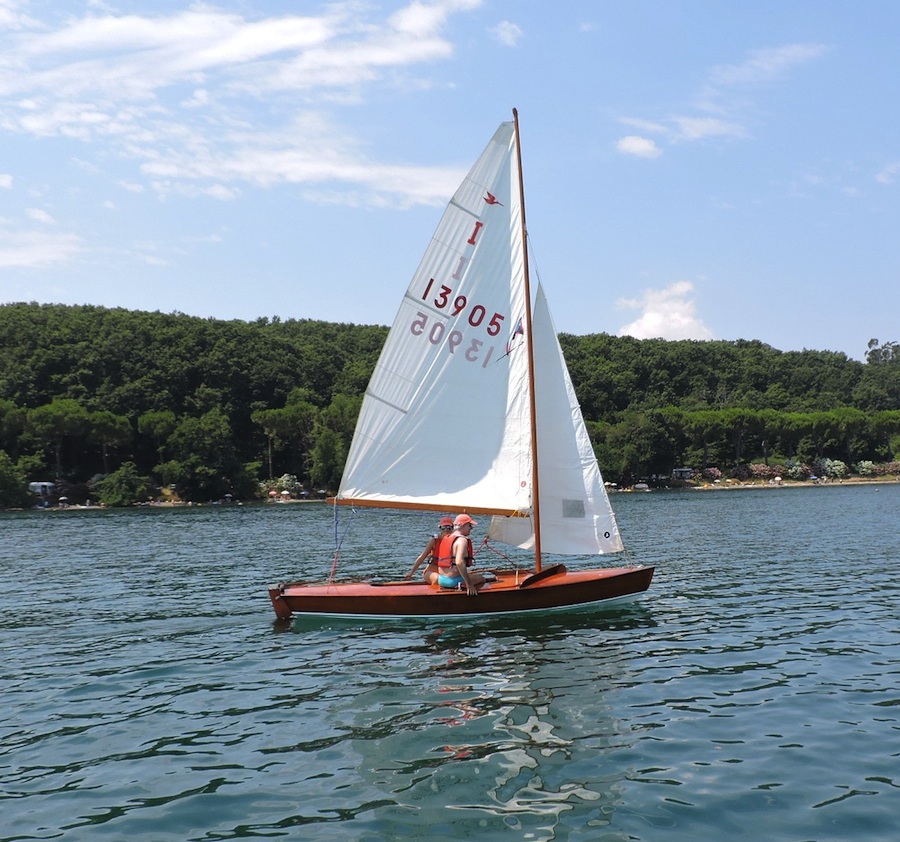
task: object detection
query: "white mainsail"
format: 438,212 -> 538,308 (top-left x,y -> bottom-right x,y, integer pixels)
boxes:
337,118 -> 623,557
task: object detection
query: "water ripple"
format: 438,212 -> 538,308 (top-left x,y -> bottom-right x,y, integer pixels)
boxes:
2,487 -> 899,840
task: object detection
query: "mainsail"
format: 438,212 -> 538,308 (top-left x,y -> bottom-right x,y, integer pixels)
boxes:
337,119 -> 623,557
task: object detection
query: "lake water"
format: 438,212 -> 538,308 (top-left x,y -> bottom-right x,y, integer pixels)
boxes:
2,483 -> 899,841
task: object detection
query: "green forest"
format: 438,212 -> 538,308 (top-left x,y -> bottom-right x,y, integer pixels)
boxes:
1,302 -> 898,507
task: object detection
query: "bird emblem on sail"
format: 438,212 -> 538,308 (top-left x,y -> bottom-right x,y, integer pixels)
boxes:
484,191 -> 503,206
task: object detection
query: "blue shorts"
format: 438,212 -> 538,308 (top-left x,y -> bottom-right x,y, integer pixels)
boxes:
438,574 -> 463,589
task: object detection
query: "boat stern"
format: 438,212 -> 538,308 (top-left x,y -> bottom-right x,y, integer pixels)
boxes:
268,583 -> 293,621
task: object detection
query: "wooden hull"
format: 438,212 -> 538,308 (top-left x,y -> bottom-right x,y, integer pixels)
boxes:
267,564 -> 653,620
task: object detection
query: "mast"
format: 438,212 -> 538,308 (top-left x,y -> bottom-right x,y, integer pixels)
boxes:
512,108 -> 543,572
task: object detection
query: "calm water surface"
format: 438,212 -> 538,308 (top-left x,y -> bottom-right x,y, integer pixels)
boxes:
2,484 -> 899,841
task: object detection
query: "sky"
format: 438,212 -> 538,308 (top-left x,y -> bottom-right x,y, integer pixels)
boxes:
2,1 -> 899,362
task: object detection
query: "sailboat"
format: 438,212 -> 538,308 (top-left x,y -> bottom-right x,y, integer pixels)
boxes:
268,111 -> 653,620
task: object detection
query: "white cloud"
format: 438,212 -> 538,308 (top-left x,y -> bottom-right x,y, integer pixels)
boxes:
71,157 -> 100,174
392,0 -> 481,38
671,116 -> 745,142
618,42 -> 826,157
130,114 -> 461,207
617,281 -> 714,341
876,162 -> 900,184
0,1 -> 484,207
181,233 -> 224,244
0,229 -> 81,268
182,89 -> 211,109
491,21 -> 523,47
618,117 -> 668,136
26,207 -> 56,224
0,0 -> 38,29
617,115 -> 743,152
0,173 -> 12,189
707,44 -> 828,88
130,239 -> 168,267
616,135 -> 661,158
138,253 -> 168,267
149,180 -> 240,201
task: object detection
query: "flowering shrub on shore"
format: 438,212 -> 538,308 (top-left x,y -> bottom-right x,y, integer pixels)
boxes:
748,463 -> 779,480
259,473 -> 304,499
781,460 -> 811,480
814,458 -> 848,480
690,459 -> 899,483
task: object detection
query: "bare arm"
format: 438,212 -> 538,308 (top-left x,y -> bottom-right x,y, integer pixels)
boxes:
453,537 -> 477,596
405,536 -> 435,579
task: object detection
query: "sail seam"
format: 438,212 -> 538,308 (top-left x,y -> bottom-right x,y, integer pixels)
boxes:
362,390 -> 410,414
448,198 -> 480,218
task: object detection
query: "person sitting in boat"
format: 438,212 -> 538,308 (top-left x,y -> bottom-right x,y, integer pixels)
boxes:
405,516 -> 454,584
436,514 -> 486,596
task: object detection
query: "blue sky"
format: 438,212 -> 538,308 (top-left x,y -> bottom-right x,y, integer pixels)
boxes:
2,1 -> 898,361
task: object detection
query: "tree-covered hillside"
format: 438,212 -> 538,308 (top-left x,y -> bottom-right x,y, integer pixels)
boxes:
1,303 -> 898,506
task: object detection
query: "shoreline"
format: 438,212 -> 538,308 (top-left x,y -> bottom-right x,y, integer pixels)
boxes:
6,476 -> 899,513
6,498 -> 329,513
615,475 -> 900,492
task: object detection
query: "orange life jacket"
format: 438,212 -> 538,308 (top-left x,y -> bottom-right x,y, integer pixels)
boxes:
429,534 -> 441,565
437,531 -> 474,570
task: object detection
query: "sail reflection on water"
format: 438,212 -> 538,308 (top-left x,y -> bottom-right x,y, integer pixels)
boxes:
320,609 -> 651,838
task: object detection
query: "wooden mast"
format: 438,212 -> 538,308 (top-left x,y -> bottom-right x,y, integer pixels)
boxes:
512,108 -> 542,573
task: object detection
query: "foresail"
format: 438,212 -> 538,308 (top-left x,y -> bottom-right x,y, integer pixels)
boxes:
487,284 -> 624,556
337,121 -> 533,513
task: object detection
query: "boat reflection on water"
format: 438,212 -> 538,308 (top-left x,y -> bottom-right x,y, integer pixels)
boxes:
270,604 -> 655,839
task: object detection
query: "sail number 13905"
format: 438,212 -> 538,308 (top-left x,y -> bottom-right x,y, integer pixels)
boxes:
411,278 -> 508,366
421,278 -> 506,336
